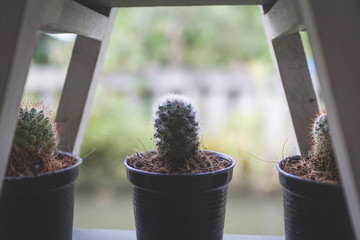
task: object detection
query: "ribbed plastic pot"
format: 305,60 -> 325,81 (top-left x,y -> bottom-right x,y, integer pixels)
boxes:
277,156 -> 355,240
124,151 -> 235,240
0,151 -> 82,240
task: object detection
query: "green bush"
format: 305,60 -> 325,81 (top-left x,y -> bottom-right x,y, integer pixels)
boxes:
78,92 -> 153,193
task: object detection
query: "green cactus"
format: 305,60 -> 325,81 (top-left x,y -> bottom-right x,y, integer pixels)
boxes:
153,94 -> 200,168
7,102 -> 59,176
310,111 -> 336,171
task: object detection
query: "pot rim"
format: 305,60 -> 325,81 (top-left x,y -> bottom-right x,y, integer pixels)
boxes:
124,150 -> 236,177
4,151 -> 82,181
276,155 -> 342,187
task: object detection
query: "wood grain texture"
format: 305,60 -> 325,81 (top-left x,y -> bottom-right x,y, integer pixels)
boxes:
41,0 -> 108,41
0,0 -> 44,192
75,0 -> 276,8
300,0 -> 360,238
56,8 -> 118,154
73,229 -> 284,240
262,0 -> 304,40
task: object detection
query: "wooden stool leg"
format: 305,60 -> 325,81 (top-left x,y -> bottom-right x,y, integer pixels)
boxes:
0,0 -> 43,192
301,0 -> 360,238
56,8 -> 118,154
271,33 -> 319,155
261,1 -> 319,156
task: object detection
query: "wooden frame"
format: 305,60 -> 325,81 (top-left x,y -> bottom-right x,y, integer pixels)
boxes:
262,0 -> 360,237
56,8 -> 118,154
42,0 -> 109,41
0,0 -> 45,193
261,0 -> 319,155
299,0 -> 360,238
0,0 -> 116,192
0,0 -> 359,239
263,1 -> 360,237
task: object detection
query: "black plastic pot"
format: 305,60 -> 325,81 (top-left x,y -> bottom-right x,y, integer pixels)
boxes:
0,151 -> 82,240
277,156 -> 355,240
124,151 -> 235,240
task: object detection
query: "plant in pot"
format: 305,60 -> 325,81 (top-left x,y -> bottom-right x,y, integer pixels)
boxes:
277,111 -> 355,240
124,93 -> 236,240
0,101 -> 82,240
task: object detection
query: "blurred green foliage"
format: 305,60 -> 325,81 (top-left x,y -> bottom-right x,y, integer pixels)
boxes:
105,6 -> 270,71
32,6 -> 270,70
33,33 -> 75,65
78,91 -> 153,193
33,33 -> 51,64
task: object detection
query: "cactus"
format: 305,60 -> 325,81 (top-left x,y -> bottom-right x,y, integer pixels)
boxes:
282,111 -> 339,183
153,94 -> 200,168
7,102 -> 59,176
310,111 -> 336,172
127,93 -> 231,174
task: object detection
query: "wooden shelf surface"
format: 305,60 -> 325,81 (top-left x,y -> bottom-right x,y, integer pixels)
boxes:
75,0 -> 277,8
73,229 -> 284,240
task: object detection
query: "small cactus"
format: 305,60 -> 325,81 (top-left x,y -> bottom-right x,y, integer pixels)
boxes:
153,94 -> 200,168
7,101 -> 59,176
310,111 -> 336,172
282,111 -> 339,183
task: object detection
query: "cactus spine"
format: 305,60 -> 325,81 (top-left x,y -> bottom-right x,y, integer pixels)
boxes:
153,94 -> 200,168
310,111 -> 336,172
7,102 -> 59,176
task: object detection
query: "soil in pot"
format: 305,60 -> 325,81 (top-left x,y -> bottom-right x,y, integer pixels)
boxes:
6,150 -> 77,177
127,150 -> 232,174
281,155 -> 339,184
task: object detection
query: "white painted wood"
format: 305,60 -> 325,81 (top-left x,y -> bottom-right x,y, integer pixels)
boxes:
56,8 -> 118,154
41,0 -> 108,41
76,0 -> 277,8
261,4 -> 319,155
73,229 -> 284,240
262,0 -> 304,39
0,0 -> 44,192
300,1 -> 360,238
271,33 -> 319,155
